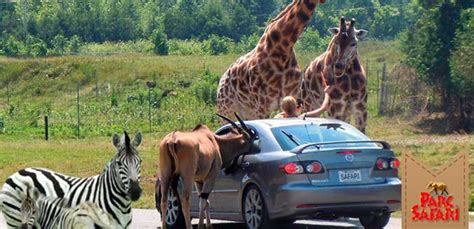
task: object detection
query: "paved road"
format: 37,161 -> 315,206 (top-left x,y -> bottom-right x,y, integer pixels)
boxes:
2,209 -> 473,228
1,208 -> 398,228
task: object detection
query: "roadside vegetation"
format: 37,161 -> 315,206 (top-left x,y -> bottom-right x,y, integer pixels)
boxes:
0,40 -> 472,209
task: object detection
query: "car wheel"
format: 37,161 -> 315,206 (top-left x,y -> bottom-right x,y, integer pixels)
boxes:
359,212 -> 391,229
155,178 -> 185,228
242,185 -> 273,229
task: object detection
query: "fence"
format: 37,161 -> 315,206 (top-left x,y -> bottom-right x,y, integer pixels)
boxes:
0,67 -> 220,139
0,58 -> 426,139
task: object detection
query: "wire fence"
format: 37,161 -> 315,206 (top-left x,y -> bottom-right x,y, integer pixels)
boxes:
0,57 -> 426,140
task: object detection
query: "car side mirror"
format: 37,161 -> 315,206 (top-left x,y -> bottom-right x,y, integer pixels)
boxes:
249,139 -> 261,154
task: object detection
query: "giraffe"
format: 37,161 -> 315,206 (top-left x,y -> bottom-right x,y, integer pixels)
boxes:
301,17 -> 369,132
217,0 -> 325,120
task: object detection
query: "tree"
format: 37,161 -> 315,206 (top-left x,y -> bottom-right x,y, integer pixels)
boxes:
402,0 -> 472,131
151,28 -> 169,55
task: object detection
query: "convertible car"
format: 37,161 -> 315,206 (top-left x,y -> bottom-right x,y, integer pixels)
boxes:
156,118 -> 401,229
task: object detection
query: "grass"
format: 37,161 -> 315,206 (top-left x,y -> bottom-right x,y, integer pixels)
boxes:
0,40 -> 472,210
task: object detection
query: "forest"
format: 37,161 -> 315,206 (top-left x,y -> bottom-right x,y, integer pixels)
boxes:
0,0 -> 416,56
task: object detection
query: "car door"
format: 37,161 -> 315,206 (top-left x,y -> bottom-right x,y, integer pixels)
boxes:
208,126 -> 261,216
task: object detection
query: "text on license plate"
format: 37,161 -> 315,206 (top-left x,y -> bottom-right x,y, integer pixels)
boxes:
338,170 -> 362,182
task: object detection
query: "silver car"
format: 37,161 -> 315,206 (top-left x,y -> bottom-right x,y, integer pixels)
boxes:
156,118 -> 401,229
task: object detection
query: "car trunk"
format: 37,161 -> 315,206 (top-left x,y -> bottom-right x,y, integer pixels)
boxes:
295,148 -> 396,187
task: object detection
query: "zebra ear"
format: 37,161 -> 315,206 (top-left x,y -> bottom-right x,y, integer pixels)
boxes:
132,132 -> 142,148
113,133 -> 120,148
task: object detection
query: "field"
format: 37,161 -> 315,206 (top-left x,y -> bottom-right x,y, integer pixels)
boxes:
0,40 -> 472,209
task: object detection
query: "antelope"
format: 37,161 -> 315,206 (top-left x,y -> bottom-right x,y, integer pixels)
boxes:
427,181 -> 449,195
159,113 -> 256,229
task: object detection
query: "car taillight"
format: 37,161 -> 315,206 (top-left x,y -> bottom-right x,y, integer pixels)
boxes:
376,157 -> 399,170
305,161 -> 322,173
281,162 -> 304,174
337,150 -> 360,155
390,158 -> 400,169
376,158 -> 389,170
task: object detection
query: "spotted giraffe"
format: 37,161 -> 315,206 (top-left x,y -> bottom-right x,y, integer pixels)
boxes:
302,17 -> 369,132
217,0 -> 325,120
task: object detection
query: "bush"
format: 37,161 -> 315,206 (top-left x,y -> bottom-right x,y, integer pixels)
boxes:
49,34 -> 68,55
0,116 -> 5,134
151,28 -> 169,55
234,33 -> 260,53
167,39 -> 205,55
295,27 -> 329,53
202,35 -> 235,55
191,68 -> 221,105
77,40 -> 154,55
2,36 -> 28,57
25,35 -> 48,57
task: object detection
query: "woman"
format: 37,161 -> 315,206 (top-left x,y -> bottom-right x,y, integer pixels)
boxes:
274,86 -> 331,118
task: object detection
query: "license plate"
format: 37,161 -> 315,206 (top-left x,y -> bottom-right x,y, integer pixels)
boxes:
338,170 -> 362,182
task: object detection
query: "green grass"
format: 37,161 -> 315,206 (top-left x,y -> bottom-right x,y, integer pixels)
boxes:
0,40 -> 472,210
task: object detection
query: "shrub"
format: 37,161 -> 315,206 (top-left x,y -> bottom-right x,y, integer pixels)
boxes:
295,27 -> 328,53
77,40 -> 154,55
191,68 -> 221,105
234,33 -> 260,53
151,28 -> 169,55
167,39 -> 205,55
202,35 -> 235,55
0,116 -> 5,134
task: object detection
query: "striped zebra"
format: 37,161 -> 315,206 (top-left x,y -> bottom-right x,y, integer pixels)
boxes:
0,132 -> 142,228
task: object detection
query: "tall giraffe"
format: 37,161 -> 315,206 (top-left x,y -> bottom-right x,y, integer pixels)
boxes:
217,0 -> 325,120
302,17 -> 369,132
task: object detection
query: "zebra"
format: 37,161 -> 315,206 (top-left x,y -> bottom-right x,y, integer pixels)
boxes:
0,131 -> 143,228
20,191 -> 118,229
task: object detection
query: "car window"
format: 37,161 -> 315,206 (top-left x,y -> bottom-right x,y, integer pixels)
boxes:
216,125 -> 261,154
271,122 -> 375,151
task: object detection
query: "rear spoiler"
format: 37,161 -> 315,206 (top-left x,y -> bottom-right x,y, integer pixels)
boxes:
290,140 -> 391,154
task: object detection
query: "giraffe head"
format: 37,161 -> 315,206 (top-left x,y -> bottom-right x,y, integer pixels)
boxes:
328,17 -> 368,77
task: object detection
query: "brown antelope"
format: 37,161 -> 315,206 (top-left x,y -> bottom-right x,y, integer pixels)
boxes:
159,113 -> 256,229
427,181 -> 449,195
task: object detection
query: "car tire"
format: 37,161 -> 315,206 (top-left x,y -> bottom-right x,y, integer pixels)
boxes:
155,177 -> 186,228
359,212 -> 391,229
242,185 -> 274,229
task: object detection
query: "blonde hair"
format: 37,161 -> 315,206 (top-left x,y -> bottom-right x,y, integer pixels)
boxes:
280,96 -> 297,116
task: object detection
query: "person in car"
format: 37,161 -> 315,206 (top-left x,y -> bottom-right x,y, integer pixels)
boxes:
274,86 -> 331,119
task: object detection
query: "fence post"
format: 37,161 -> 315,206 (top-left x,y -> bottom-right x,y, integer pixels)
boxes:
76,82 -> 80,139
378,63 -> 387,115
365,57 -> 369,82
44,116 -> 48,141
6,81 -> 10,106
376,70 -> 380,114
95,70 -> 99,102
146,81 -> 156,133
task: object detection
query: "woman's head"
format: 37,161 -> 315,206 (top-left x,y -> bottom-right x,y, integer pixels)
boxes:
281,96 -> 297,116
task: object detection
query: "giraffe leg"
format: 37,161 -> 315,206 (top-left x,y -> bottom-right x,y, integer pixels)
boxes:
351,100 -> 368,133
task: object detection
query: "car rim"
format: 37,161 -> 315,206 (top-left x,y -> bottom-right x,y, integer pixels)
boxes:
166,188 -> 180,225
245,189 -> 263,229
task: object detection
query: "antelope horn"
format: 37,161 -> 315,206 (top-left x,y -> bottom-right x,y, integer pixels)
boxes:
234,112 -> 252,136
216,114 -> 242,132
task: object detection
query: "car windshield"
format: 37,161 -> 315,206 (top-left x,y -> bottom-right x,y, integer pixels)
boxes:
272,122 -> 376,151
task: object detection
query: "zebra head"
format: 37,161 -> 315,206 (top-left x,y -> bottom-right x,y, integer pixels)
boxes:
112,131 -> 143,201
19,188 -> 41,229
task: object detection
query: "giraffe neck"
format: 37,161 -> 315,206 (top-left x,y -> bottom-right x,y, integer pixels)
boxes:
258,0 -> 320,53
